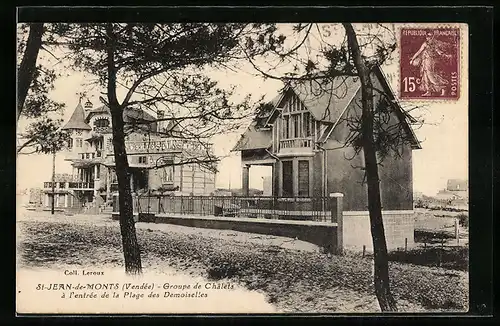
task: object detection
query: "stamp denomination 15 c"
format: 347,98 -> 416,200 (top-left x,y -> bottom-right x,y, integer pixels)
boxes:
400,27 -> 460,101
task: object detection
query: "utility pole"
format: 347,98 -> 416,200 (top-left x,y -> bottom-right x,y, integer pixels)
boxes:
51,147 -> 56,215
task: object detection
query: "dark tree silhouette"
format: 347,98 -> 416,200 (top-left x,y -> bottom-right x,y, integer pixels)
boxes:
47,23 -> 284,274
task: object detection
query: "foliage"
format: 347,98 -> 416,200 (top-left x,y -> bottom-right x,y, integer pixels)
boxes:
17,118 -> 71,154
17,23 -> 68,155
386,246 -> 468,271
49,23 -> 285,166
457,213 -> 469,228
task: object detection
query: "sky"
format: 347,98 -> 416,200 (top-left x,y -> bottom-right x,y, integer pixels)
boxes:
16,23 -> 468,196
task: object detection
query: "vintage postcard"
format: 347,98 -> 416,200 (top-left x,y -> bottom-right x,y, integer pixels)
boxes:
16,21 -> 470,314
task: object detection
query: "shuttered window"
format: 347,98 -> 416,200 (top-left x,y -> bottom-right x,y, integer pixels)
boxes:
298,160 -> 309,197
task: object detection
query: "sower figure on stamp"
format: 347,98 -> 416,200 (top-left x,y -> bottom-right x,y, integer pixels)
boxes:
409,32 -> 453,97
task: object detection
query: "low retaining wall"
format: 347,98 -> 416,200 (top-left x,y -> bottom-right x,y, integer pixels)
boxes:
112,208 -> 415,254
112,212 -> 339,253
343,211 -> 415,251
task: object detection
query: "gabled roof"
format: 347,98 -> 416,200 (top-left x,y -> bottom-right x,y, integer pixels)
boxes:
232,65 -> 421,152
287,76 -> 361,123
61,101 -> 92,130
372,66 -> 421,149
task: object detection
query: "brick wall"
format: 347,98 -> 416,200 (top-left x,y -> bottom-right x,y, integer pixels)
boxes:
342,210 -> 415,251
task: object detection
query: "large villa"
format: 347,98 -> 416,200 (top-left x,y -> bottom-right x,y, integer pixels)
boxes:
41,99 -> 216,212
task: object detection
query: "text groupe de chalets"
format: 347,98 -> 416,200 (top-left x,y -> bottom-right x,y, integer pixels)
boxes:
36,282 -> 235,298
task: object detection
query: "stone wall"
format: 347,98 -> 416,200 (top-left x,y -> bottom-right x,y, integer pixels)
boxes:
342,210 -> 415,251
112,212 -> 339,253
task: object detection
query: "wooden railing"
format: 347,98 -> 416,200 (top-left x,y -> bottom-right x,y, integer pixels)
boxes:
280,137 -> 313,149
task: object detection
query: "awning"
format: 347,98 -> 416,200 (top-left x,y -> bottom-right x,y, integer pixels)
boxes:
71,159 -> 102,168
85,134 -> 104,142
42,189 -> 70,194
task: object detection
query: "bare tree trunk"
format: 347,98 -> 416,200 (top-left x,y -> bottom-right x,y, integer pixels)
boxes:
343,23 -> 397,312
51,149 -> 56,215
17,23 -> 44,122
106,23 -> 142,275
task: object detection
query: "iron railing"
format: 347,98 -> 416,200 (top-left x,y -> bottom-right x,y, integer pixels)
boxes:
126,195 -> 333,222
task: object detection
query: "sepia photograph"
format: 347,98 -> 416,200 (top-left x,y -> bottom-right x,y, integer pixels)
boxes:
16,17 -> 471,314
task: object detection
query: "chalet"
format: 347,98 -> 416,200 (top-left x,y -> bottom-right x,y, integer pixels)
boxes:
233,66 -> 420,210
42,99 -> 216,212
232,66 -> 421,250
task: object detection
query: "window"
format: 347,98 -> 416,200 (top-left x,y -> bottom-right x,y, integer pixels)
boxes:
282,115 -> 290,139
298,160 -> 310,197
75,138 -> 83,148
94,119 -> 110,128
303,112 -> 311,137
138,156 -> 147,164
161,163 -> 174,184
293,114 -> 300,138
280,94 -> 312,140
96,164 -> 101,179
68,138 -> 73,149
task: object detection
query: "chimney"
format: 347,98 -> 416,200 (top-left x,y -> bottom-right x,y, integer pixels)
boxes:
84,99 -> 93,109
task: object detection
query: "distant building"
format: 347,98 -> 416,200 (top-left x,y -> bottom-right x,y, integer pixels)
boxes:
435,179 -> 468,203
41,98 -> 216,211
447,179 -> 468,192
28,188 -> 43,206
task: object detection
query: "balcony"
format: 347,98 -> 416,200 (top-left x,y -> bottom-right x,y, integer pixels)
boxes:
43,182 -> 68,189
68,182 -> 95,189
78,151 -> 103,160
44,181 -> 94,190
278,137 -> 314,156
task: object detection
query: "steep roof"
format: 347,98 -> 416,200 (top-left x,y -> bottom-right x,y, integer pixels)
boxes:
61,101 -> 92,130
232,65 -> 421,152
231,121 -> 272,151
288,76 -> 361,123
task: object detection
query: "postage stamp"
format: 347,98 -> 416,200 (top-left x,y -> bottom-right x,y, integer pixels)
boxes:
399,27 -> 461,101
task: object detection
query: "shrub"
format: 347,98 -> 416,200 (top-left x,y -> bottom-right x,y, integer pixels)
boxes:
457,213 -> 468,227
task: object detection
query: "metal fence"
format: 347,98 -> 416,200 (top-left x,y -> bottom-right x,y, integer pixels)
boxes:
128,195 -> 333,222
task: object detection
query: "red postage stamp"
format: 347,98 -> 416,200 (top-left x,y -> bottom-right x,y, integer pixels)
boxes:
400,27 -> 460,100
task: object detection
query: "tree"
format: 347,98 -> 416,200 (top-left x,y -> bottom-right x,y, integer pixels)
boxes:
51,23 -> 283,274
342,23 -> 397,311
242,23 -> 423,311
17,23 -> 68,155
17,23 -> 44,121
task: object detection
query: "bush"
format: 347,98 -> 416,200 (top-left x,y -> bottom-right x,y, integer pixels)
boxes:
388,247 -> 468,271
457,213 -> 468,227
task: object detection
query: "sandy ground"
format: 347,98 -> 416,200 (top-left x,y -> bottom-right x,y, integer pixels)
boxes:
17,210 -> 467,313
